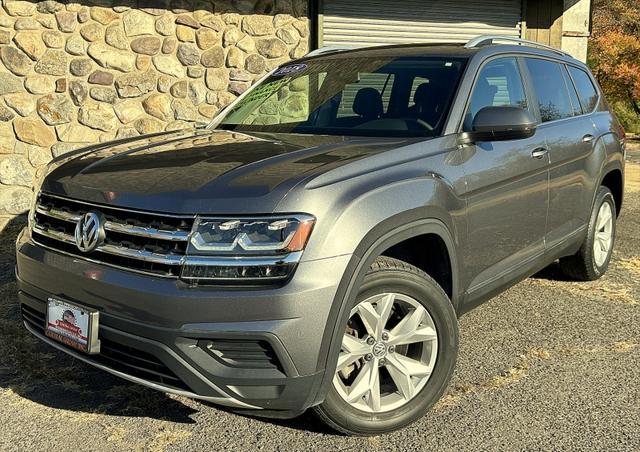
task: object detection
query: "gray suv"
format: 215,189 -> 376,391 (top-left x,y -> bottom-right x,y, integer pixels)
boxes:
16,36 -> 625,435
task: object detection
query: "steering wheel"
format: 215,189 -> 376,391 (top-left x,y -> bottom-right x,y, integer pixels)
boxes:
418,118 -> 434,131
401,117 -> 434,131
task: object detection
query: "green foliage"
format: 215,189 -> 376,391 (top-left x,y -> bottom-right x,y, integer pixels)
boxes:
612,102 -> 640,135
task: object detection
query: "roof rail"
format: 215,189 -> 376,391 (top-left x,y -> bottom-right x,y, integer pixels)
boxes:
304,46 -> 354,58
464,35 -> 572,58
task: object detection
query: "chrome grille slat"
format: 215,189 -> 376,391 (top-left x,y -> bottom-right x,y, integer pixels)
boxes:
32,224 -> 185,265
100,244 -> 184,265
104,221 -> 190,242
33,224 -> 75,244
36,205 -> 81,223
32,193 -> 192,277
36,204 -> 190,242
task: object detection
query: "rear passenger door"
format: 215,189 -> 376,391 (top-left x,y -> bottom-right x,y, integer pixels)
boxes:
523,58 -> 596,251
461,56 -> 550,300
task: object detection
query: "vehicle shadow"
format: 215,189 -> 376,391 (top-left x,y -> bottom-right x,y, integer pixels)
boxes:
0,216 -> 196,424
530,261 -> 577,282
203,401 -> 338,434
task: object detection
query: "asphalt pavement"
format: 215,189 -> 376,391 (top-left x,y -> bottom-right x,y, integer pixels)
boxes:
0,150 -> 638,452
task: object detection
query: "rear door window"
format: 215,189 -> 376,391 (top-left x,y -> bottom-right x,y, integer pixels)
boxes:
567,66 -> 599,112
525,58 -> 581,122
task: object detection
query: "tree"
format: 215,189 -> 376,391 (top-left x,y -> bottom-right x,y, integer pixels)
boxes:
588,0 -> 640,117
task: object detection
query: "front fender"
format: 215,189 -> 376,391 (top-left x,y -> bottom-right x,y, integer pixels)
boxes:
297,174 -> 466,263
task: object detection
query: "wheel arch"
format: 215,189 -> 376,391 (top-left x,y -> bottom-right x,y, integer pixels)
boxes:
310,212 -> 460,406
600,167 -> 624,216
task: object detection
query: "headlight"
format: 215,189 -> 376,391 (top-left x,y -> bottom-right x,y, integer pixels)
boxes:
181,215 -> 315,283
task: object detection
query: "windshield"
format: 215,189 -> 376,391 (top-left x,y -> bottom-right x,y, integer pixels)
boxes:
216,56 -> 467,137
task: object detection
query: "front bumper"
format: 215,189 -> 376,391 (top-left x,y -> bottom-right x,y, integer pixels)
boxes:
16,227 -> 351,415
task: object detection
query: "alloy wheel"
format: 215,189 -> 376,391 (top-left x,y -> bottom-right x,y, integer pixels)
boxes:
332,292 -> 439,413
593,201 -> 613,267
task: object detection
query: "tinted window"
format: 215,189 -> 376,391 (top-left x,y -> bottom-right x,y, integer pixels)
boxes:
466,57 -> 527,130
568,66 -> 599,112
525,58 -> 578,122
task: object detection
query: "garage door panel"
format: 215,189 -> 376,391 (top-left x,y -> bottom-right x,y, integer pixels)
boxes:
322,0 -> 522,47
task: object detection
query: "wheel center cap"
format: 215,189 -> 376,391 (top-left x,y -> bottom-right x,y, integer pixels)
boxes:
372,341 -> 387,358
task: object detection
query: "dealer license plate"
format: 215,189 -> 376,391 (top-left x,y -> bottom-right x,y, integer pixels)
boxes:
45,297 -> 101,354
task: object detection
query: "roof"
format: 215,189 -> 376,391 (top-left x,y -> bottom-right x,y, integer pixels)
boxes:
299,40 -> 582,66
300,43 -> 479,61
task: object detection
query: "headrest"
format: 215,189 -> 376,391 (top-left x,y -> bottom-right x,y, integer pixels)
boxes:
476,78 -> 498,97
414,83 -> 431,105
353,87 -> 383,119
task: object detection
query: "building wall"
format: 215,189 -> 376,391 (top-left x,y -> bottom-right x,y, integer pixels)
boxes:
524,0 -> 564,49
0,0 -> 309,226
560,0 -> 590,62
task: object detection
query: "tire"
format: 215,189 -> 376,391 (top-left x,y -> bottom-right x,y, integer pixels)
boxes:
313,256 -> 458,436
559,186 -> 616,281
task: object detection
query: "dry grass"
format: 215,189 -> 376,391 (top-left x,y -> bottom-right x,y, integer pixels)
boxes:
436,340 -> 638,411
528,266 -> 640,305
616,257 -> 640,278
146,426 -> 192,452
435,348 -> 551,410
105,425 -> 129,443
583,283 -> 638,305
611,340 -> 638,353
102,422 -> 192,451
626,162 -> 640,193
528,250 -> 639,306
530,276 -> 638,305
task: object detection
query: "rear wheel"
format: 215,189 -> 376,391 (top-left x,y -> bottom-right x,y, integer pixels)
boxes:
314,257 -> 458,435
559,186 -> 616,281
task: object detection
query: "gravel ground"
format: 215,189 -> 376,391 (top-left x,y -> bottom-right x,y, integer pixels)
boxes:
1,148 -> 638,452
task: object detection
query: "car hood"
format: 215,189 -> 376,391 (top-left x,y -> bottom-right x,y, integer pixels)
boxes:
43,128 -> 420,214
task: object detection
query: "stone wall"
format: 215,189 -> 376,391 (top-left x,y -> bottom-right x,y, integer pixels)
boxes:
0,0 -> 310,226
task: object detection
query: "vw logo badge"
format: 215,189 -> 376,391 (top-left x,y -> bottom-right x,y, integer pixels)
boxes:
74,212 -> 105,253
372,341 -> 387,358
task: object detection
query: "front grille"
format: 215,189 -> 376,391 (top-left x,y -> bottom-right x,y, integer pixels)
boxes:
20,303 -> 190,392
201,339 -> 285,373
32,193 -> 194,277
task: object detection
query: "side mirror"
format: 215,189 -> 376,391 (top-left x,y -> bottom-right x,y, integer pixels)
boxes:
459,106 -> 537,144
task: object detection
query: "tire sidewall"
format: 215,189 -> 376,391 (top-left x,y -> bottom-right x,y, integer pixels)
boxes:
320,265 -> 458,434
587,188 -> 616,277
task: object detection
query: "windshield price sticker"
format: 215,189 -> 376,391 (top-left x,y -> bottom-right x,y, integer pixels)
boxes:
273,63 -> 308,77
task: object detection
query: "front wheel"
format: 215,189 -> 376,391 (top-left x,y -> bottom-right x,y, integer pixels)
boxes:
313,257 -> 458,435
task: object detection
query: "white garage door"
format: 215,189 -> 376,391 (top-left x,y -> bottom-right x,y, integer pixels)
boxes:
321,0 -> 522,47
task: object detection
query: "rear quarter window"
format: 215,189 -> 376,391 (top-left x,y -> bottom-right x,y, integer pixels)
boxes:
568,66 -> 599,113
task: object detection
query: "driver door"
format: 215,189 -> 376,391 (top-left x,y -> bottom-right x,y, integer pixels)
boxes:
460,56 -> 550,303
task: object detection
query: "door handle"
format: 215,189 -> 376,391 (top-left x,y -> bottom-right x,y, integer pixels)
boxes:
582,134 -> 594,143
531,147 -> 549,159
